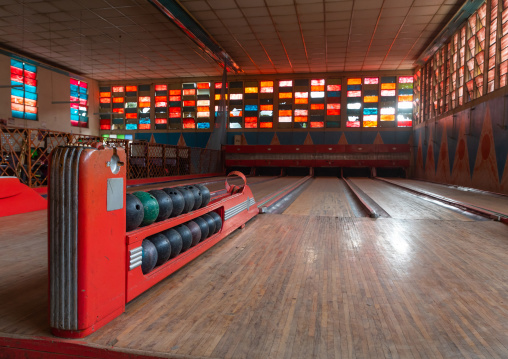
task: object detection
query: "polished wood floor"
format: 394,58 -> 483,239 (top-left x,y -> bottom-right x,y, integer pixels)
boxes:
1,178 -> 507,358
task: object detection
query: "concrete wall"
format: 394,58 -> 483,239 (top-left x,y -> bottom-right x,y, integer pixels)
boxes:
0,53 -> 99,136
413,94 -> 508,194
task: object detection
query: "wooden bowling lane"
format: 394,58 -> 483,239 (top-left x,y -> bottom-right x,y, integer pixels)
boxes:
283,177 -> 368,217
381,178 -> 508,216
248,176 -> 306,201
349,178 -> 478,221
84,215 -> 508,358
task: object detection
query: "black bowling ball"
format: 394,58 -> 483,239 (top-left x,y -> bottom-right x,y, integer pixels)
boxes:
186,221 -> 202,247
148,190 -> 173,222
148,233 -> 171,266
175,225 -> 192,252
162,187 -> 185,217
141,240 -> 157,274
176,186 -> 195,213
185,185 -> 202,210
208,212 -> 222,234
126,193 -> 144,231
162,228 -> 183,258
193,217 -> 209,242
196,184 -> 211,207
201,214 -> 216,236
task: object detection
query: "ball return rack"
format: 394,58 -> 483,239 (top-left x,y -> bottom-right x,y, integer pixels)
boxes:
48,145 -> 258,338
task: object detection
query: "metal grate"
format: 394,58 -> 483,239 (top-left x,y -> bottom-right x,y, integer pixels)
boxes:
49,146 -> 86,330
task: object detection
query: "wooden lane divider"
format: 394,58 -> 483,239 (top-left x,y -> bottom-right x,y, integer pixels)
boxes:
257,176 -> 313,213
341,177 -> 380,218
376,177 -> 508,224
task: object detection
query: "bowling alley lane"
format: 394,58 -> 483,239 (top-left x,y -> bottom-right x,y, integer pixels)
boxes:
379,178 -> 508,216
283,177 -> 368,217
349,178 -> 479,221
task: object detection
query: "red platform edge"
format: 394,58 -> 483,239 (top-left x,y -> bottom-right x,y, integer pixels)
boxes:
0,177 -> 47,217
0,335 -> 169,359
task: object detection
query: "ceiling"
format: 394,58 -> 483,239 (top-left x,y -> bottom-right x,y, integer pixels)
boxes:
0,0 -> 464,81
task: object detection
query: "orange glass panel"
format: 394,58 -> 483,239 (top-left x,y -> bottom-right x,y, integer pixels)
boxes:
183,101 -> 196,106
363,120 -> 377,127
294,116 -> 308,122
155,84 -> 167,91
112,108 -> 124,114
183,89 -> 196,96
245,122 -> 257,128
295,109 -> 308,116
155,118 -> 167,124
398,95 -> 413,102
139,124 -> 150,129
113,97 -> 124,103
260,81 -> 273,87
310,104 -> 324,110
139,102 -> 150,108
279,110 -> 292,116
230,110 -> 243,117
100,92 -> 111,97
197,82 -> 210,89
310,122 -> 324,128
100,98 -> 111,104
11,103 -> 23,112
381,83 -> 396,90
260,122 -> 273,128
125,113 -> 137,119
245,87 -> 258,93
327,103 -> 340,109
364,96 -> 379,102
169,96 -> 181,101
11,96 -> 23,104
197,106 -> 209,112
183,119 -> 195,128
311,85 -> 324,91
327,85 -> 341,91
25,98 -> 36,107
170,90 -> 181,95
112,86 -> 124,92
245,117 -> 257,122
260,105 -> 273,111
347,78 -> 362,85
126,86 -> 137,92
295,98 -> 308,104
279,92 -> 292,98
380,114 -> 395,121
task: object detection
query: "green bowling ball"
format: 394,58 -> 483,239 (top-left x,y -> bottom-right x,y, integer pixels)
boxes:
133,191 -> 159,226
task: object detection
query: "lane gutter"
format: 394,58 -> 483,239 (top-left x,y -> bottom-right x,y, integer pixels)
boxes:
376,177 -> 508,224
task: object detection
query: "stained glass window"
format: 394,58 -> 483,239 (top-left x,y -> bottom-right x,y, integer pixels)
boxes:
70,79 -> 88,127
228,81 -> 243,129
10,59 -> 37,121
379,77 -> 396,126
155,84 -> 168,130
346,78 -> 361,127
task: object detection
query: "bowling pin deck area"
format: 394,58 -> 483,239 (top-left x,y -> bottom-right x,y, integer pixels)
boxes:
1,174 -> 508,358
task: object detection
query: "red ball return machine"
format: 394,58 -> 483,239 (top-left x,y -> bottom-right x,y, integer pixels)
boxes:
48,144 -> 258,338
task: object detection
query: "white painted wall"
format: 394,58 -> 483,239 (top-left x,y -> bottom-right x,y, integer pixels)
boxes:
0,53 -> 99,136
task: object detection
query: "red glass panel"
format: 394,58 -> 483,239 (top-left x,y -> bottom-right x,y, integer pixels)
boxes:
327,109 -> 340,116
112,86 -> 124,92
169,112 -> 181,118
11,66 -> 23,76
112,108 -> 124,114
125,113 -> 137,119
24,77 -> 37,86
197,83 -> 210,89
260,122 -> 273,128
310,104 -> 324,110
183,101 -> 196,106
155,101 -> 167,107
139,124 -> 150,129
126,86 -> 137,92
170,107 -> 181,113
183,118 -> 196,129
245,122 -> 257,128
169,96 -> 181,101
327,85 -> 341,91
24,70 -> 36,79
183,89 -> 196,96
155,84 -> 167,91
310,122 -> 324,128
155,118 -> 167,124
346,121 -> 360,127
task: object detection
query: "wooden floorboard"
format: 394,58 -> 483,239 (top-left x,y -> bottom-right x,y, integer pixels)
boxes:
349,178 -> 476,221
385,178 -> 508,215
1,186 -> 508,358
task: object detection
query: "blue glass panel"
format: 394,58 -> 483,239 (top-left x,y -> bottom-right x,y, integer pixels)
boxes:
79,86 -> 87,94
11,80 -> 23,86
124,134 -> 133,140
25,85 -> 37,93
25,112 -> 37,120
245,105 -> 258,111
363,108 -> 378,115
398,89 -> 413,95
25,91 -> 37,100
24,64 -> 37,73
70,84 -> 79,92
70,91 -> 79,98
12,110 -> 24,118
71,114 -> 79,121
11,59 -> 23,68
126,124 -> 138,130
11,88 -> 24,97
139,119 -> 150,124
79,116 -> 89,123
328,91 -> 341,97
197,122 -> 210,129
347,85 -> 361,91
71,108 -> 79,115
79,93 -> 88,100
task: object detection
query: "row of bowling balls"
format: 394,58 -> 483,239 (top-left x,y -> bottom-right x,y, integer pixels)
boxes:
126,184 -> 211,231
141,211 -> 222,274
